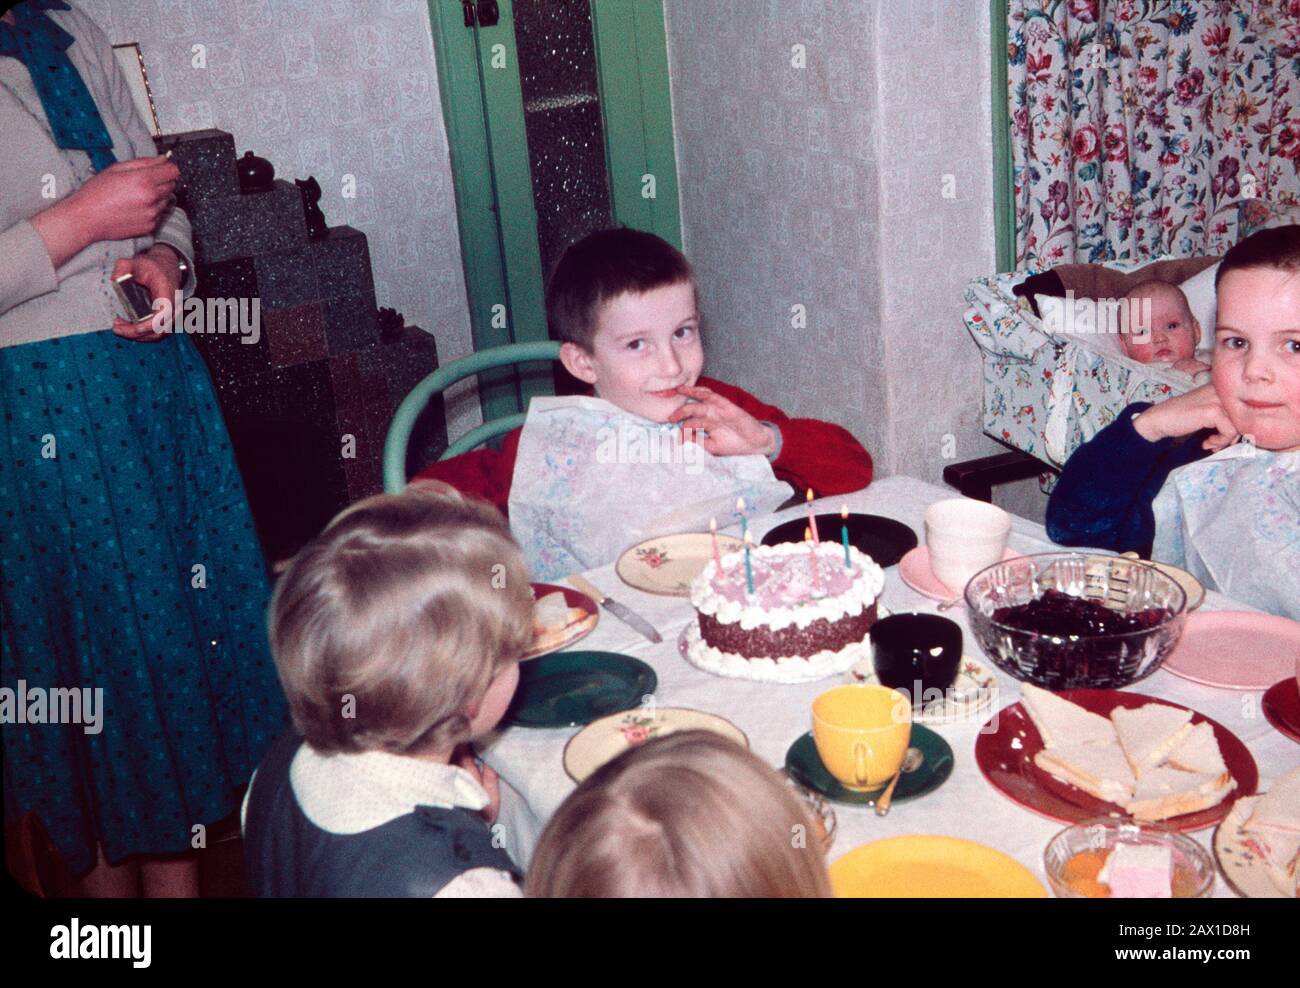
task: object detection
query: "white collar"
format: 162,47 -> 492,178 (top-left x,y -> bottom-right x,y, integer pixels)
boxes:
290,745 -> 489,835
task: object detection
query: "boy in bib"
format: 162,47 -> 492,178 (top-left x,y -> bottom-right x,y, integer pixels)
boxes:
1047,226 -> 1300,620
416,228 -> 874,579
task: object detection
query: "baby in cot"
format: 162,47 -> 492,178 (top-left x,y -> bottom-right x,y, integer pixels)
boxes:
1047,225 -> 1300,621
1119,280 -> 1212,379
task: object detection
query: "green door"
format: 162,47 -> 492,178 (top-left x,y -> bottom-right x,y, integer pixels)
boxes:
427,0 -> 683,423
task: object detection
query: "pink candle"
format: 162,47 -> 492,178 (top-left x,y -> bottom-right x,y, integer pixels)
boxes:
709,516 -> 723,574
806,488 -> 820,545
805,526 -> 821,593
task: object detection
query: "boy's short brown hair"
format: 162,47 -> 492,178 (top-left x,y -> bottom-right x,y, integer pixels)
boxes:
1217,224 -> 1300,287
269,483 -> 534,755
545,226 -> 695,350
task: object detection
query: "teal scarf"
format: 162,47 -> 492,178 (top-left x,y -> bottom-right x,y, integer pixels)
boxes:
0,1 -> 116,171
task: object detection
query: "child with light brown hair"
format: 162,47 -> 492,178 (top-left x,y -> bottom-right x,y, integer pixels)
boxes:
1120,280 -> 1211,376
525,731 -> 833,898
241,482 -> 536,897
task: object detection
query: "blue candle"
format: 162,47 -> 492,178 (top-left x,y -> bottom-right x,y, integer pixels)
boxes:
743,530 -> 755,595
840,505 -> 852,569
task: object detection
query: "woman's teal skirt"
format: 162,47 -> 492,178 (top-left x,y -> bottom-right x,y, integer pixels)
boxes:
1,330 -> 287,874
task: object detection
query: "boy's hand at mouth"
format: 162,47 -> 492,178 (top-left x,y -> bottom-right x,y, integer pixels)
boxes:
1132,384 -> 1239,452
667,385 -> 778,457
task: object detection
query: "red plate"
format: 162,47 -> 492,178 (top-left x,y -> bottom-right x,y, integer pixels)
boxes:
1263,678 -> 1300,744
975,689 -> 1258,832
522,583 -> 598,661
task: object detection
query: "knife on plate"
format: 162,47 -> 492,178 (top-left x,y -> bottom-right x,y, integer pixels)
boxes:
567,574 -> 663,644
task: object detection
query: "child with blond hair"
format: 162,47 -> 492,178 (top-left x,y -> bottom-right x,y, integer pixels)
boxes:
242,483 -> 535,897
525,731 -> 832,898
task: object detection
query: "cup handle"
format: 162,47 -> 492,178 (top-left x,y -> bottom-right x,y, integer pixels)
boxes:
853,741 -> 869,787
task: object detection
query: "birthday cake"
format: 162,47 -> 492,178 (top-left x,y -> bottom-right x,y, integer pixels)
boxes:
683,541 -> 886,683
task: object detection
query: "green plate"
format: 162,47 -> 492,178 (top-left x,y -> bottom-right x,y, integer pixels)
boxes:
504,651 -> 657,728
784,724 -> 954,806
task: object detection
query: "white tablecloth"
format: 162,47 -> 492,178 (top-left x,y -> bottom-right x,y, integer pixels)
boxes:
481,475 -> 1299,896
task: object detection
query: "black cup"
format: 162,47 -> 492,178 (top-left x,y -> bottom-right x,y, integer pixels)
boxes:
869,613 -> 963,705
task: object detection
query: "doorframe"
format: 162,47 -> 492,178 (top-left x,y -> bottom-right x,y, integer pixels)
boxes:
426,0 -> 684,422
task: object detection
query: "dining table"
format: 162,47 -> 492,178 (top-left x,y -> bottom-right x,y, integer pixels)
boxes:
481,475 -> 1299,896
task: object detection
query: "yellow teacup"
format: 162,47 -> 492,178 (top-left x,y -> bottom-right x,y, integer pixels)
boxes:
812,685 -> 912,791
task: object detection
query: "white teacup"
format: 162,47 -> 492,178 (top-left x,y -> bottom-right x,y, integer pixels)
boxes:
925,498 -> 1012,594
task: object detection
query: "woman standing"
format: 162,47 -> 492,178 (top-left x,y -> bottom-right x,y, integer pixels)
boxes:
1,1 -> 286,896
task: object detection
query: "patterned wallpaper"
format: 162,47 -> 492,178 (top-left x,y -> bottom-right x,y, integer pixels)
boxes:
665,0 -> 1047,520
78,0 -> 482,438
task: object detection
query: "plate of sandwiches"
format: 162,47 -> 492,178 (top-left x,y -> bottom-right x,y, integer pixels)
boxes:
523,583 -> 599,661
975,684 -> 1258,832
1213,766 -> 1300,898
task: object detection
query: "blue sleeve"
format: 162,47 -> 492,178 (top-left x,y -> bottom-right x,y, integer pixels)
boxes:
1045,402 -> 1211,557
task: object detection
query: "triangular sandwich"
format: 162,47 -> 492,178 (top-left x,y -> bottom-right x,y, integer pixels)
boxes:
1126,765 -> 1234,822
1034,740 -> 1136,806
1166,721 -> 1229,781
1244,768 -> 1300,897
1111,703 -> 1194,777
1020,683 -> 1114,749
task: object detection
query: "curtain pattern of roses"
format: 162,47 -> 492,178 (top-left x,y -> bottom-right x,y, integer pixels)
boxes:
1009,0 -> 1300,267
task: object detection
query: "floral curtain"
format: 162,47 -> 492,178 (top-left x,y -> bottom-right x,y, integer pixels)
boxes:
1009,0 -> 1300,267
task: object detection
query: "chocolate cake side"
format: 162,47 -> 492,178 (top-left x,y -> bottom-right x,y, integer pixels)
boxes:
697,603 -> 878,660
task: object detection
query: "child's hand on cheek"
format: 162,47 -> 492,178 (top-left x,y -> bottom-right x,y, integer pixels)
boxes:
1132,384 -> 1240,452
667,385 -> 778,457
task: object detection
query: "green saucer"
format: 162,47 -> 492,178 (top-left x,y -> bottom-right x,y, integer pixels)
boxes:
504,651 -> 657,728
784,724 -> 953,806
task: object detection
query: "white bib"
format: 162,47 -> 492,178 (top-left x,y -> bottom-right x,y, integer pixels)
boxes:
1152,441 -> 1300,620
508,396 -> 794,581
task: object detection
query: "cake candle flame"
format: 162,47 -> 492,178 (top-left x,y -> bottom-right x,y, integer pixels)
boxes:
736,496 -> 747,539
840,504 -> 852,569
806,488 -> 820,545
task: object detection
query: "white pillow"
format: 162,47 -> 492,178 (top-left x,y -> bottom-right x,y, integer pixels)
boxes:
1178,261 -> 1220,349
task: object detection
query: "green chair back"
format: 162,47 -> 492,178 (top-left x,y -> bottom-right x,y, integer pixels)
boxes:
382,341 -> 562,493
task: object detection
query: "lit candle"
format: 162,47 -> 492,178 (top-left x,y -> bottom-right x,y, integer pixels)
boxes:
806,488 -> 820,545
736,496 -> 747,540
709,516 -> 723,575
840,504 -> 852,569
805,525 -> 821,594
743,529 -> 755,595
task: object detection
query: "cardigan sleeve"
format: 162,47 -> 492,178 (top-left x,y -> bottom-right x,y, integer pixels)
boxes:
698,376 -> 874,498
0,219 -> 60,316
1045,402 -> 1211,557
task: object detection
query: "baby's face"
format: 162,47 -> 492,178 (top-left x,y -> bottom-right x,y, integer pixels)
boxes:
563,281 -> 704,422
1123,294 -> 1198,363
1212,268 -> 1300,452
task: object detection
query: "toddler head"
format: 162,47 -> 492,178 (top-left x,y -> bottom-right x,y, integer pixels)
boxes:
269,483 -> 534,756
525,731 -> 832,897
1120,281 -> 1199,363
1212,224 -> 1300,452
547,227 -> 704,423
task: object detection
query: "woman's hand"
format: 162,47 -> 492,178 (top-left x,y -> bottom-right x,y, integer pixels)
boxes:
1132,384 -> 1239,452
30,156 -> 180,269
110,246 -> 182,342
75,156 -> 180,242
667,384 -> 778,457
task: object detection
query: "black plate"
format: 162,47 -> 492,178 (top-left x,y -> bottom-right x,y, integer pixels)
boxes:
760,513 -> 918,567
504,651 -> 657,728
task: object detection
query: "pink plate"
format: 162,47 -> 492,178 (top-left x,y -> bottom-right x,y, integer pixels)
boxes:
898,546 -> 1022,602
1162,611 -> 1300,690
